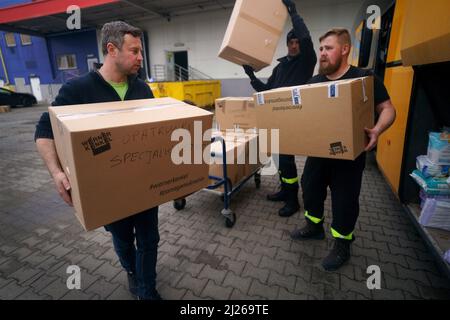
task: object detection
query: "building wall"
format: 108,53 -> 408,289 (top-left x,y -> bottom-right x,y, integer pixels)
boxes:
0,0 -> 32,9
142,0 -> 364,96
47,29 -> 99,83
0,32 -> 53,85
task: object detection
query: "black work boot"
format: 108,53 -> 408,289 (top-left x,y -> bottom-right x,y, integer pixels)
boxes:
267,186 -> 287,202
278,187 -> 300,217
322,238 -> 352,271
290,220 -> 325,240
127,272 -> 138,297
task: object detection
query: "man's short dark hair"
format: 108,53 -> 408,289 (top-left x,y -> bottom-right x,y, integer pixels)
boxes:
101,21 -> 142,55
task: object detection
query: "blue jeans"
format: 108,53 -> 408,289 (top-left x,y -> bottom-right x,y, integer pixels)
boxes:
104,207 -> 159,298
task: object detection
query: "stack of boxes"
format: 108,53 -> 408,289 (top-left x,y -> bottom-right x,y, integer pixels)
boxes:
211,98 -> 262,190
410,131 -> 450,231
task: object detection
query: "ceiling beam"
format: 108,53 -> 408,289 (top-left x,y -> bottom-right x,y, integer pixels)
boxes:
119,0 -> 170,20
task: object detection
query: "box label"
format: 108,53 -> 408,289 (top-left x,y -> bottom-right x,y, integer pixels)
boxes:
329,142 -> 348,156
256,93 -> 265,105
328,84 -> 339,98
82,132 -> 113,156
291,88 -> 302,105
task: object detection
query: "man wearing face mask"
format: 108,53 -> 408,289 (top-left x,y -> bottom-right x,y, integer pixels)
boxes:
243,0 -> 317,217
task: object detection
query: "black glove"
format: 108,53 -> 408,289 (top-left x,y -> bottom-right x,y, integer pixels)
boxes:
282,0 -> 297,16
243,65 -> 256,80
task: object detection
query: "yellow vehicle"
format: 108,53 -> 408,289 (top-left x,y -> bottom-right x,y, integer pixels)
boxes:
352,0 -> 450,275
148,80 -> 221,109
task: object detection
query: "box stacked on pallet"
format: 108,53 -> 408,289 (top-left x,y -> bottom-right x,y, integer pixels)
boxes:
410,130 -> 450,231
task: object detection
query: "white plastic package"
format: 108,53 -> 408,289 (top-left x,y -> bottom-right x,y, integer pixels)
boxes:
419,198 -> 450,231
427,132 -> 450,165
416,155 -> 449,178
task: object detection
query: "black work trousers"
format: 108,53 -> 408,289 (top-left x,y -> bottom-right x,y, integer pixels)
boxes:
301,153 -> 366,236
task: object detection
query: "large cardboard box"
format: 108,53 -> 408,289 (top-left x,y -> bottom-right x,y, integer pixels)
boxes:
49,97 -> 213,231
215,97 -> 257,130
253,77 -> 374,160
218,0 -> 288,71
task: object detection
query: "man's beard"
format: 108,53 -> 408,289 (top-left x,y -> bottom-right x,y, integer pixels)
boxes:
116,61 -> 138,76
319,56 -> 342,75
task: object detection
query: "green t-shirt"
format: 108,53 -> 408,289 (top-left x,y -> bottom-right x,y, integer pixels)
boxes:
108,81 -> 128,101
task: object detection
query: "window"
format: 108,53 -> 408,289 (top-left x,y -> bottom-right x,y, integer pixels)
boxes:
5,33 -> 16,47
57,54 -> 77,70
20,34 -> 32,45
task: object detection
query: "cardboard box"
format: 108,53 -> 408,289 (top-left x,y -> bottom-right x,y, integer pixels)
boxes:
253,77 -> 374,160
218,0 -> 288,71
209,130 -> 264,191
49,98 -> 213,231
215,97 -> 257,130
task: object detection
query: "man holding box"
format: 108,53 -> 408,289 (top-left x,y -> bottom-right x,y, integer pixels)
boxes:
243,0 -> 317,217
290,28 -> 396,271
34,21 -> 162,300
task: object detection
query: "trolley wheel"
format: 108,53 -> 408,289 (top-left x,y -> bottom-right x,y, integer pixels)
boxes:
254,173 -> 261,189
173,198 -> 186,210
221,208 -> 236,228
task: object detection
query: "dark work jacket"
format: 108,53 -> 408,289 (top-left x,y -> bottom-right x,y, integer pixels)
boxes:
35,71 -> 154,140
250,13 -> 317,92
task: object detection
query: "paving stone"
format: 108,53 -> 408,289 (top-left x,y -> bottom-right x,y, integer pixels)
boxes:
214,244 -> 240,260
198,264 -> 227,285
283,261 -> 312,282
252,244 -> 277,259
61,289 -> 94,300
85,278 -> 120,300
229,288 -> 258,300
267,271 -> 296,293
0,258 -> 23,278
106,285 -> 135,300
92,261 -> 122,281
157,285 -> 187,300
9,265 -> 42,285
40,279 -> 70,300
201,279 -> 233,300
176,260 -> 205,278
176,273 -> 208,297
0,280 -> 28,300
242,263 -> 270,284
383,273 -> 420,297
340,275 -> 372,299
16,288 -> 51,300
222,271 -> 252,294
30,274 -> 60,292
248,279 -> 278,300
219,257 -> 246,276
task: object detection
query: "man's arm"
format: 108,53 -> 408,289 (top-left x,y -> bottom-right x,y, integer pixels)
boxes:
36,138 -> 73,205
243,65 -> 275,92
283,0 -> 317,78
34,80 -> 78,206
364,99 -> 396,151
